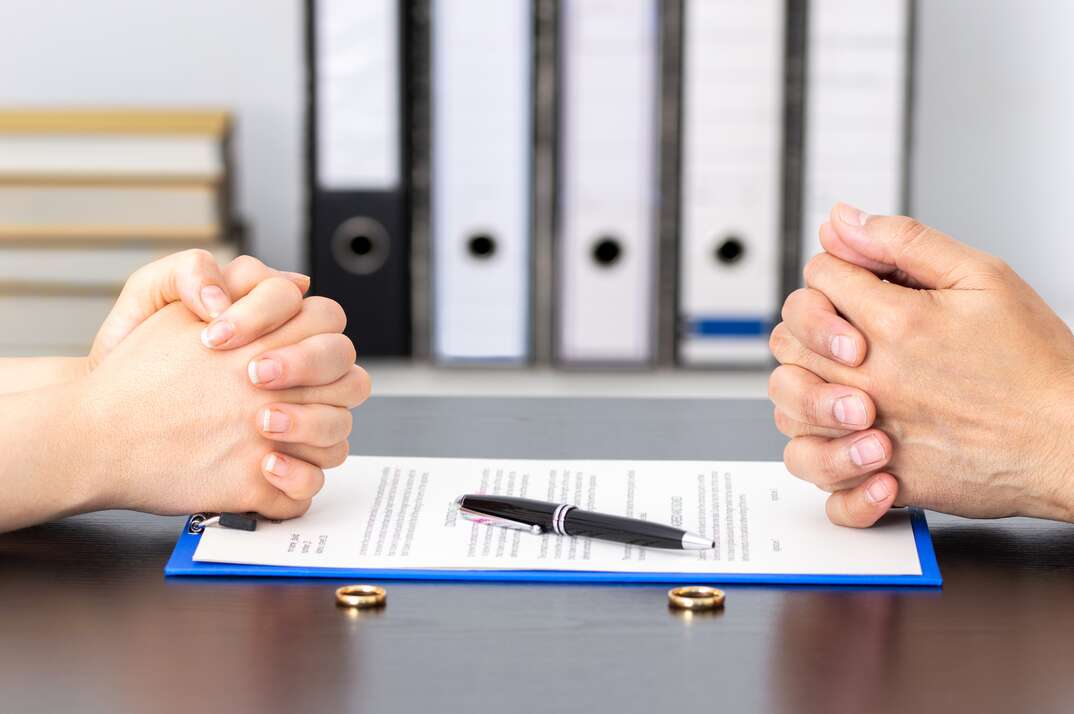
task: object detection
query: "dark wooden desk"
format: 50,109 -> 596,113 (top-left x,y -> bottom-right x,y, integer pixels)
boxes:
3,397 -> 1074,714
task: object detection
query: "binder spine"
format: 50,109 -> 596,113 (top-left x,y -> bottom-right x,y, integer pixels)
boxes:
306,0 -> 412,356
553,0 -> 662,366
798,0 -> 912,270
429,0 -> 535,364
676,0 -> 786,366
781,0 -> 808,314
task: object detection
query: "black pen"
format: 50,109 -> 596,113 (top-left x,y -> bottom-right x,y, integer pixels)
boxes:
455,495 -> 714,550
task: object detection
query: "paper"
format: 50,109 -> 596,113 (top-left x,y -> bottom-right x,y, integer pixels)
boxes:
194,457 -> 923,577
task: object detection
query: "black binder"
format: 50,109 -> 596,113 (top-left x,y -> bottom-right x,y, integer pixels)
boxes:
305,0 -> 411,356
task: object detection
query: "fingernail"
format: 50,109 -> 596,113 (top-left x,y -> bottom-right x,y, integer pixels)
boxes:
838,203 -> 869,227
248,357 -> 282,385
833,395 -> 867,428
260,408 -> 291,434
849,435 -> 885,467
200,320 -> 234,348
865,476 -> 890,504
199,285 -> 230,319
830,335 -> 858,364
283,271 -> 311,289
264,453 -> 290,477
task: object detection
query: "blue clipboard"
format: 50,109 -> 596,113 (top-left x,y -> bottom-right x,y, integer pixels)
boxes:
165,508 -> 941,587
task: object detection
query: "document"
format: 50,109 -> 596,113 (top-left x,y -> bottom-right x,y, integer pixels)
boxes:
194,457 -> 923,577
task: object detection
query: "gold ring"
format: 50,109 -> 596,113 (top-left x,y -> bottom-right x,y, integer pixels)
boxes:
668,585 -> 725,611
335,584 -> 387,609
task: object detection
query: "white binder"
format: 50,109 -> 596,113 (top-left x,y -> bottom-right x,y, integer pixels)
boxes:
555,0 -> 660,365
801,0 -> 911,264
431,0 -> 533,363
677,0 -> 786,366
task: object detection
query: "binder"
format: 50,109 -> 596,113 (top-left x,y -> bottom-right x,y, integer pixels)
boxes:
800,0 -> 912,264
554,0 -> 661,366
677,0 -> 786,366
307,0 -> 411,356
430,0 -> 534,363
165,507 -> 941,586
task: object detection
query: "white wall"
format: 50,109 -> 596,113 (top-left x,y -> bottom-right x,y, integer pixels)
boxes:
0,0 -> 304,271
912,0 -> 1074,320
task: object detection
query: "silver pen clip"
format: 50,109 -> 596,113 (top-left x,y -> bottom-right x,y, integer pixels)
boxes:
455,498 -> 543,535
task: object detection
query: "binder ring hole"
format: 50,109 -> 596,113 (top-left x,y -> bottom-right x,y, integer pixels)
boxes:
467,233 -> 497,259
331,217 -> 390,276
592,236 -> 623,267
714,236 -> 746,265
350,234 -> 374,257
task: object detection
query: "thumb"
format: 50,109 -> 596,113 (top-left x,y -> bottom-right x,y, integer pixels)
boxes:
825,472 -> 899,528
89,249 -> 232,367
822,203 -> 1005,290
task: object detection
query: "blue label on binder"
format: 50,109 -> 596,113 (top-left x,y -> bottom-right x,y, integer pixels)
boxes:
687,317 -> 772,338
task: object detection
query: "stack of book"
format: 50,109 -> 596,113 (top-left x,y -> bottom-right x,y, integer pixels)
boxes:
0,109 -> 242,355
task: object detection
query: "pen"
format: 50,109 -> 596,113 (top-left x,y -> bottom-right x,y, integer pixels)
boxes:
455,495 -> 714,550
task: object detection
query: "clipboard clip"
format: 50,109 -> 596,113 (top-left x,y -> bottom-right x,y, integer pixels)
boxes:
187,512 -> 258,534
455,497 -> 543,535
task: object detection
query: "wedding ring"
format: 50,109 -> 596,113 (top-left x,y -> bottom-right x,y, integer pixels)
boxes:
335,584 -> 387,609
667,585 -> 725,611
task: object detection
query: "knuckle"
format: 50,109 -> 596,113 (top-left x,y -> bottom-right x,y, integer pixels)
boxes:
320,332 -> 356,366
295,468 -> 326,500
265,275 -> 304,302
869,304 -> 913,341
767,369 -> 780,403
773,408 -> 796,437
769,322 -> 790,359
351,365 -> 372,404
333,409 -> 354,441
237,478 -> 269,513
798,385 -> 821,426
267,492 -> 310,520
769,323 -> 810,367
781,288 -> 810,321
305,296 -> 348,333
892,217 -> 931,250
341,335 -> 358,364
327,441 -> 349,468
825,493 -> 853,526
801,255 -> 823,286
182,247 -> 215,269
815,446 -> 844,485
977,255 -> 1010,278
782,441 -> 798,473
228,254 -> 262,273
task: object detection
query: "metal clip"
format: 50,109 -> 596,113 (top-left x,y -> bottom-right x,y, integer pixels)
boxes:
186,512 -> 257,534
456,500 -> 542,535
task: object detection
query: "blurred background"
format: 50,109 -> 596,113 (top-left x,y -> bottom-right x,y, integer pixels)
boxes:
1,0 -> 1071,397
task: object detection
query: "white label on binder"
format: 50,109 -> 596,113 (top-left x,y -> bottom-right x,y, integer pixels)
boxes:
431,0 -> 532,361
801,0 -> 909,263
314,0 -> 400,190
557,0 -> 659,363
679,0 -> 785,365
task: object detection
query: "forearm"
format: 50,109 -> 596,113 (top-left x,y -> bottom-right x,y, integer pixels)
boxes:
0,357 -> 88,396
0,380 -> 102,533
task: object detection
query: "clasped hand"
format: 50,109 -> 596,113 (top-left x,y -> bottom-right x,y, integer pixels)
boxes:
769,204 -> 1074,527
0,251 -> 370,533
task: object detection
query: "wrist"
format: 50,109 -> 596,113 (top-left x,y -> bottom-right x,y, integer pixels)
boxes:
64,373 -> 122,514
0,378 -> 108,532
1029,376 -> 1074,523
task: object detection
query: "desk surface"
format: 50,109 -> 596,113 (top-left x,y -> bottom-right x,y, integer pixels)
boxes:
3,397 -> 1074,714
